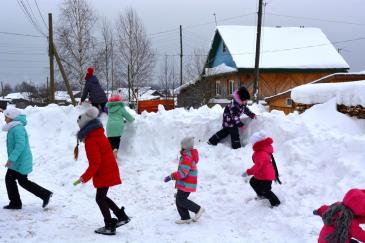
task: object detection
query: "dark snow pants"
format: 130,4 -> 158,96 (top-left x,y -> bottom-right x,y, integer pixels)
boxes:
249,177 -> 280,207
92,102 -> 107,114
175,190 -> 201,220
208,126 -> 241,149
96,187 -> 123,223
5,169 -> 51,207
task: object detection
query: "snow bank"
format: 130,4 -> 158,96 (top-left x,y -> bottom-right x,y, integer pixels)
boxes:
0,102 -> 365,242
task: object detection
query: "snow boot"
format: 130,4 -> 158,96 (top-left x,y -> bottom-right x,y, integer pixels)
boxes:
42,192 -> 53,208
116,207 -> 130,228
192,207 -> 205,222
3,203 -> 22,210
175,219 -> 192,224
95,218 -> 118,235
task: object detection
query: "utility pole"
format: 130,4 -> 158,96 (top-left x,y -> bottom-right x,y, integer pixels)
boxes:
48,13 -> 55,103
180,25 -> 183,86
111,35 -> 114,92
1,81 -> 4,98
213,13 -> 217,26
253,0 -> 263,104
127,64 -> 130,103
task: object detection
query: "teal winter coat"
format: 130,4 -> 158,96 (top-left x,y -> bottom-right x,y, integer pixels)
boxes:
6,114 -> 33,175
106,101 -> 134,137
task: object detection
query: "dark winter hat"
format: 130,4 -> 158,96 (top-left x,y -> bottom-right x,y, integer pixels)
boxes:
237,86 -> 250,101
77,106 -> 99,129
181,136 -> 194,150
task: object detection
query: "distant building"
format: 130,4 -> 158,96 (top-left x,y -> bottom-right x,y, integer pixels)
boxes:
176,25 -> 350,108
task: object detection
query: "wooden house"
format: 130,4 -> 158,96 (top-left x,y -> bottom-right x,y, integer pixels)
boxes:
265,72 -> 365,114
176,25 -> 349,108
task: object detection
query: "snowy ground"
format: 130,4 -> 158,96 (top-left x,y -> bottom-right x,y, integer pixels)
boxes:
0,101 -> 365,243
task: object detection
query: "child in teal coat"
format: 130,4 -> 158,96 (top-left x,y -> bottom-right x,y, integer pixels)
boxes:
106,95 -> 135,158
2,108 -> 52,209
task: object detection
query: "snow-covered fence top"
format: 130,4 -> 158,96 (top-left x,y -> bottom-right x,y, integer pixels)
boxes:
291,80 -> 365,107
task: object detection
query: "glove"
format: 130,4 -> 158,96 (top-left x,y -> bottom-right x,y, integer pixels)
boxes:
164,176 -> 172,183
241,172 -> 248,177
73,179 -> 81,186
313,210 -> 319,215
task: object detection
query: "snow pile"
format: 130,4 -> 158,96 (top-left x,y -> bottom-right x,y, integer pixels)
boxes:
0,102 -> 365,242
216,25 -> 349,69
291,80 -> 365,106
5,92 -> 29,100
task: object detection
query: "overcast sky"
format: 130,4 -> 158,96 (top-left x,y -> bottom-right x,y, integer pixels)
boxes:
1,0 -> 364,87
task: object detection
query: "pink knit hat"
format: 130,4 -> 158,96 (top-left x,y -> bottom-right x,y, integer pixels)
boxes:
108,95 -> 122,102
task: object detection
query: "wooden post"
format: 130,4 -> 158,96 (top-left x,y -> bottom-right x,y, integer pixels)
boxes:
48,13 -> 55,103
253,0 -> 263,103
128,64 -> 130,103
180,25 -> 183,86
52,43 -> 76,106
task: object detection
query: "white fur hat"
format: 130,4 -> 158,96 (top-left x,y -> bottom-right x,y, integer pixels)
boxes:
181,136 -> 194,150
4,108 -> 22,119
249,130 -> 268,144
77,107 -> 99,129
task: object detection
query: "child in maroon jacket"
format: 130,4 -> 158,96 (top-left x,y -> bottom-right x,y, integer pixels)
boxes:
164,137 -> 205,224
313,188 -> 365,243
73,107 -> 130,235
242,130 -> 280,207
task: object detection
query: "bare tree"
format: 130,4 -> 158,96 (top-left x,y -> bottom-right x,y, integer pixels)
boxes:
159,55 -> 179,98
116,8 -> 155,102
56,0 -> 97,90
1,83 -> 13,97
184,48 -> 207,82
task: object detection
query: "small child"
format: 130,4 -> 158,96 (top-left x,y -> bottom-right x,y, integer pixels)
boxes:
208,86 -> 256,149
164,137 -> 205,224
242,130 -> 280,207
74,107 -> 130,235
313,188 -> 365,243
106,95 -> 134,158
2,108 -> 53,209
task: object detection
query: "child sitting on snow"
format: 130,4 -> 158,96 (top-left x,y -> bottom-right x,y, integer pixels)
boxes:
73,107 -> 130,235
106,94 -> 135,158
313,188 -> 365,243
208,86 -> 256,149
164,137 -> 205,224
242,130 -> 281,207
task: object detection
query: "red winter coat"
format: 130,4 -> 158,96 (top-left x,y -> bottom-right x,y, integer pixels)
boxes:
246,137 -> 276,181
80,127 -> 122,188
316,189 -> 365,243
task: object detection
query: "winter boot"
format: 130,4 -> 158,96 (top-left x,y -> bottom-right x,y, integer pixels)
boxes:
175,219 -> 192,224
116,206 -> 130,228
95,218 -> 118,235
3,203 -> 22,210
192,207 -> 205,222
42,192 -> 53,208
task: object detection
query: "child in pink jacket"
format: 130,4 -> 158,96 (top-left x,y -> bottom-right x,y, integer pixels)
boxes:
313,188 -> 365,243
242,130 -> 280,207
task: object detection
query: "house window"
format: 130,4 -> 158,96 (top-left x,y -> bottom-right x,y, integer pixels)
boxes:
229,80 -> 235,95
286,98 -> 293,106
222,42 -> 227,53
215,80 -> 221,96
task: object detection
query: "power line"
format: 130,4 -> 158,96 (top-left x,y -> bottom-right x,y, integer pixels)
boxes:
34,0 -> 48,29
267,12 -> 365,26
16,0 -> 47,36
0,51 -> 46,55
0,31 -> 44,38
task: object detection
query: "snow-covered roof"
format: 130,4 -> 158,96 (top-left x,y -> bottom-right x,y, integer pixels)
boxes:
55,91 -> 80,101
117,87 -> 161,101
174,78 -> 199,94
215,25 -> 349,69
291,80 -> 365,106
205,63 -> 237,76
5,92 -> 29,100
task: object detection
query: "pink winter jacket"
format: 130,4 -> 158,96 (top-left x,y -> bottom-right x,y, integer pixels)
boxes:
246,137 -> 276,181
316,189 -> 365,243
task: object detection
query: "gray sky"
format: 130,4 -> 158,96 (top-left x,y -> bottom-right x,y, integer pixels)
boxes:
1,0 -> 364,86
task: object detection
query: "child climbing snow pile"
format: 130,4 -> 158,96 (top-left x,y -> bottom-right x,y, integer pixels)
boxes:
164,136 -> 205,224
242,130 -> 281,207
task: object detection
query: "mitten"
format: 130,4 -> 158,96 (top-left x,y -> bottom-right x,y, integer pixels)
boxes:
164,176 -> 172,183
313,209 -> 319,215
73,179 -> 81,186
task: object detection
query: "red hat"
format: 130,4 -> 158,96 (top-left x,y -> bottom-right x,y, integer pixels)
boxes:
108,95 -> 122,102
85,67 -> 94,80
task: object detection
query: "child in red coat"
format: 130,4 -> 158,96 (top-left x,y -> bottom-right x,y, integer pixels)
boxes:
313,188 -> 365,243
164,137 -> 205,224
74,107 -> 130,235
242,130 -> 280,207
